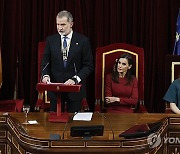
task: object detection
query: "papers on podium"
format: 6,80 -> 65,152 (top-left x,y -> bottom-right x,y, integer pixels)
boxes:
73,112 -> 93,121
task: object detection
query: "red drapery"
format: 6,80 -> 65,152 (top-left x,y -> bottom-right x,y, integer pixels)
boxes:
0,0 -> 180,112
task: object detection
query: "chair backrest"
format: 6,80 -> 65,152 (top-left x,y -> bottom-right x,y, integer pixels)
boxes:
165,55 -> 180,113
35,41 -> 50,111
38,41 -> 46,82
95,43 -> 144,110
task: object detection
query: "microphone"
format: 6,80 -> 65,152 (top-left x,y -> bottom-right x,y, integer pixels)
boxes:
71,63 -> 78,84
40,62 -> 49,82
97,111 -> 115,139
42,62 -> 49,72
62,112 -> 78,139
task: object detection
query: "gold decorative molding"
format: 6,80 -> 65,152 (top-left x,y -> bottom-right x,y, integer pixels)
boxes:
171,62 -> 180,82
38,92 -> 43,99
172,147 -> 179,154
45,90 -> 50,104
0,117 -> 6,122
7,144 -> 11,154
56,86 -> 60,91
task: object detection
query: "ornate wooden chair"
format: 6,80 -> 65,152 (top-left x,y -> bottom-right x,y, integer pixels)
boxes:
35,41 -> 50,111
164,55 -> 180,113
35,41 -> 89,111
95,43 -> 147,113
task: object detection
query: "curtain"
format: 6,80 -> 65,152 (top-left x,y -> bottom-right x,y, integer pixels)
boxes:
0,0 -> 180,112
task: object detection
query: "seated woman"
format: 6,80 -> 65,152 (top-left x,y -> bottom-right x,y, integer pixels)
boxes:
163,77 -> 180,114
105,53 -> 138,113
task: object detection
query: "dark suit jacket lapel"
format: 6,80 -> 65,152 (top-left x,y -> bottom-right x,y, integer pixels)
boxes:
66,32 -> 79,66
54,34 -> 64,63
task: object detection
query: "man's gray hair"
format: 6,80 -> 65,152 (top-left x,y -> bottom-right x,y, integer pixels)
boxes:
57,10 -> 73,22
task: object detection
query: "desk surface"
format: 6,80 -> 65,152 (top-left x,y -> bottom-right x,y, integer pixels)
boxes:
0,112 -> 173,139
0,112 -> 179,153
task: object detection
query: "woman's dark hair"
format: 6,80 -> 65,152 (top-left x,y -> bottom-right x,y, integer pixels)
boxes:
111,53 -> 135,85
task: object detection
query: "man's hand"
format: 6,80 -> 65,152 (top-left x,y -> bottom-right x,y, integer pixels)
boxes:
42,76 -> 50,84
64,79 -> 75,85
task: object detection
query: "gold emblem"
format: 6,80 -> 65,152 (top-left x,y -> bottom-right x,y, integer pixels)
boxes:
56,86 -> 60,91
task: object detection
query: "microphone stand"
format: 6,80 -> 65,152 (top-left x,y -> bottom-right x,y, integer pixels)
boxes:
40,62 -> 49,82
97,111 -> 115,140
62,112 -> 78,139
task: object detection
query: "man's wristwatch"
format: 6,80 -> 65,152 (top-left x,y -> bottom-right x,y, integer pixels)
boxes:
71,77 -> 78,84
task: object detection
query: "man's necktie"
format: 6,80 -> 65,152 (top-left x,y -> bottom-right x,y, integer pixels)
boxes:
63,36 -> 67,68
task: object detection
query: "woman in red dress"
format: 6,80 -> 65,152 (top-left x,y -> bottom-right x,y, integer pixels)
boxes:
105,53 -> 138,113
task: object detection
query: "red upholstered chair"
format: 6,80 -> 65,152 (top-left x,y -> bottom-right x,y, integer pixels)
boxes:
164,55 -> 180,113
0,99 -> 24,112
95,43 -> 147,113
35,41 -> 50,111
35,41 -> 89,111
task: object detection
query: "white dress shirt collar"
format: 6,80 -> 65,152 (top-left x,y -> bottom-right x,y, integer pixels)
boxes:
61,30 -> 73,40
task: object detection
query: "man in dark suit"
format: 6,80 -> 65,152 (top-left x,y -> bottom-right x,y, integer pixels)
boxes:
41,10 -> 93,113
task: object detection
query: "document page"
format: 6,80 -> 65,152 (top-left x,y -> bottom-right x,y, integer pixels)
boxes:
73,112 -> 93,121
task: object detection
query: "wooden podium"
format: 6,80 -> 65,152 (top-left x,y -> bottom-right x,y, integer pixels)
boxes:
36,83 -> 81,122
